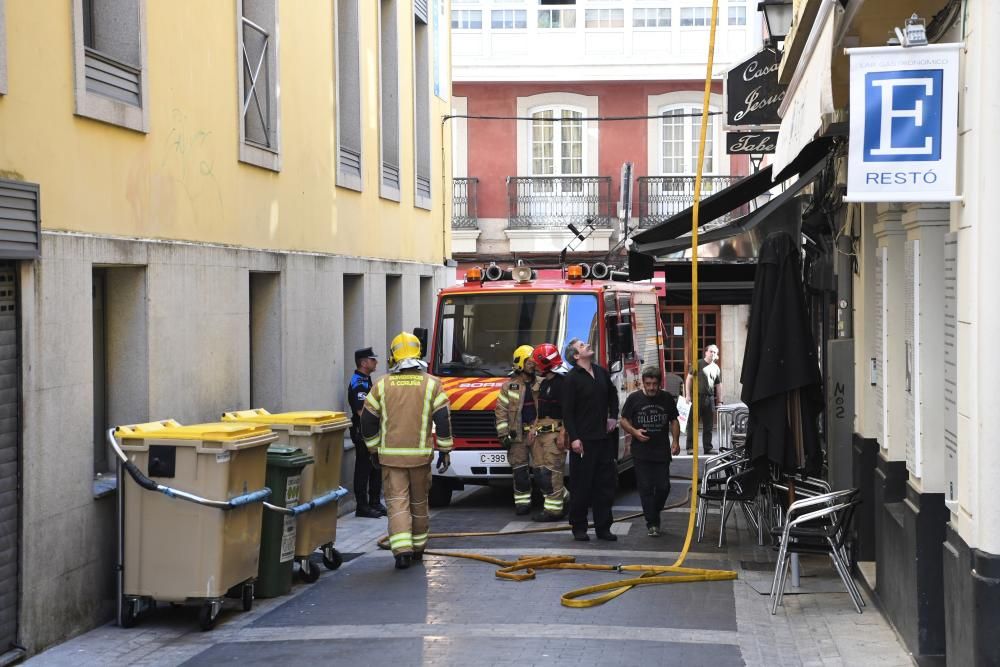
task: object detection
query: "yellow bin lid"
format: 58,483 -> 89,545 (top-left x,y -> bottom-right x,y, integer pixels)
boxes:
221,409 -> 351,432
116,419 -> 273,442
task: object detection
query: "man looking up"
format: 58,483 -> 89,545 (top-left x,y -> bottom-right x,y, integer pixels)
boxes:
562,338 -> 619,542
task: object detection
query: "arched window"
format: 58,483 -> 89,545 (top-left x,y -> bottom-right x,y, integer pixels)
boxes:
529,105 -> 584,179
658,104 -> 720,175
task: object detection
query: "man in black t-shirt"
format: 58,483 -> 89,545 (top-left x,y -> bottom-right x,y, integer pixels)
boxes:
621,366 -> 680,537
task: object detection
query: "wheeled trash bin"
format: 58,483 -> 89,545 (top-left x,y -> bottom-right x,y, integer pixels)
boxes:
111,420 -> 277,630
223,409 -> 351,582
256,446 -> 313,597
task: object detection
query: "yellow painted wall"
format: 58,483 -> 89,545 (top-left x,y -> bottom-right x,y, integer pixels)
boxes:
0,0 -> 452,264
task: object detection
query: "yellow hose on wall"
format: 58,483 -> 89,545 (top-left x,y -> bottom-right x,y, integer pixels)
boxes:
377,0 -> 738,607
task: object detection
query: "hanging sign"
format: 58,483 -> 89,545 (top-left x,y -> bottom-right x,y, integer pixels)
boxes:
845,43 -> 962,202
726,131 -> 778,154
725,48 -> 786,128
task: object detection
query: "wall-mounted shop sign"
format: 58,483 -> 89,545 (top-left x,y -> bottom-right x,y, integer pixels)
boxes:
845,43 -> 962,202
726,48 -> 786,128
726,131 -> 778,154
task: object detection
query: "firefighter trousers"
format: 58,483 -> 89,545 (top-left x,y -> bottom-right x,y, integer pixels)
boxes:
382,464 -> 432,555
531,429 -> 566,517
509,438 -> 532,509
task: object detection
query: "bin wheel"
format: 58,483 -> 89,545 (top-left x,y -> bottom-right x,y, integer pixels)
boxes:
322,546 -> 343,571
120,597 -> 138,628
241,583 -> 254,612
199,602 -> 221,631
298,557 -> 321,583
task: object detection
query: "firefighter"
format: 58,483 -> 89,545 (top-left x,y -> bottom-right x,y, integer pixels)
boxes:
361,332 -> 453,570
494,344 -> 538,515
530,342 -> 569,522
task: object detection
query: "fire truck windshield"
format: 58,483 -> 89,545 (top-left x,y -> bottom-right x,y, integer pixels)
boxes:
433,292 -> 599,377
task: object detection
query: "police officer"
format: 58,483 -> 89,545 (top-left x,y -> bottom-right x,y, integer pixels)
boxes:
530,343 -> 568,522
349,346 -> 384,518
494,345 -> 538,515
361,332 -> 453,570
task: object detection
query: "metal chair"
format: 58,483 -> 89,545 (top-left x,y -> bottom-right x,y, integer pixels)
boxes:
769,489 -> 864,614
697,453 -> 762,547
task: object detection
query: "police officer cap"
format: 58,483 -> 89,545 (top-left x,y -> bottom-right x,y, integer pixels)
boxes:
354,346 -> 378,364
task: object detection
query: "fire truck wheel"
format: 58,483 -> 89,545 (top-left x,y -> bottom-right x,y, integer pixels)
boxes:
428,478 -> 453,508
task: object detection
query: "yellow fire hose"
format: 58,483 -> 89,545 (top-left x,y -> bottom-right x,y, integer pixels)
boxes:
373,0 -> 737,609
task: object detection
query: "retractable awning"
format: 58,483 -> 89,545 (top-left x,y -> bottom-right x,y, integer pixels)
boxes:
630,137 -> 834,249
632,156 -> 827,257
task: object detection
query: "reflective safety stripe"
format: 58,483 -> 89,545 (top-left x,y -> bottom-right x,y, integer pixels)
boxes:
436,437 -> 453,451
389,532 -> 413,548
433,391 -> 449,409
364,436 -> 380,450
379,447 -> 434,456
513,493 -> 531,504
544,498 -> 564,510
412,533 -> 428,547
495,421 -> 508,430
418,378 -> 434,449
497,395 -> 509,404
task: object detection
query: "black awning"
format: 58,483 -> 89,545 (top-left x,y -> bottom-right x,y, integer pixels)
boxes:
630,136 -> 834,248
632,156 -> 827,257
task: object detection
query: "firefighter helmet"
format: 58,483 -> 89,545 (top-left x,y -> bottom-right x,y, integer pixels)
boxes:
512,344 -> 535,372
390,332 -> 422,365
532,343 -> 562,374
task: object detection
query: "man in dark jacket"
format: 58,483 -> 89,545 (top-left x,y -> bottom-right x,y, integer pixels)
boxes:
349,346 -> 384,518
562,338 -> 620,541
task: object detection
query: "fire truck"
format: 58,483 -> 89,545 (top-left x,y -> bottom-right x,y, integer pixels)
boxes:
421,262 -> 668,507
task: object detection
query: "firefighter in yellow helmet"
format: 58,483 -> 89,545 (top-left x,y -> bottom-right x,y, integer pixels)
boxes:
361,332 -> 452,569
494,344 -> 538,515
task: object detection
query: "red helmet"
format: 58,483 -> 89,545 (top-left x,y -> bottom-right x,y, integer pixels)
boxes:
532,343 -> 562,374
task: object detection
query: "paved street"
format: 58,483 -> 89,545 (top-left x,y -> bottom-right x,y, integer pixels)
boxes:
29,475 -> 913,667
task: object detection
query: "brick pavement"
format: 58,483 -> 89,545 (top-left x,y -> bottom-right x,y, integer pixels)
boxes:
27,484 -> 915,667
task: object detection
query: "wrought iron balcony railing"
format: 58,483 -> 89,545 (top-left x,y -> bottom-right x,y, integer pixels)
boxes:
637,175 -> 745,229
506,176 -> 613,229
452,177 -> 479,229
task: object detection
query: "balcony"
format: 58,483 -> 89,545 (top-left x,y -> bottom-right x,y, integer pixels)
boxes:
637,175 -> 746,229
506,176 -> 614,229
452,177 -> 479,229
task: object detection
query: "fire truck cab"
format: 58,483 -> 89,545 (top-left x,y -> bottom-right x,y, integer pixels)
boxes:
426,265 -> 667,507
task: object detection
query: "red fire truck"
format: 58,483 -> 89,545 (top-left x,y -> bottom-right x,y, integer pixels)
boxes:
423,264 -> 667,507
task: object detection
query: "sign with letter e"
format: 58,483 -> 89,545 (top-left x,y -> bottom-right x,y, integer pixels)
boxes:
845,44 -> 961,203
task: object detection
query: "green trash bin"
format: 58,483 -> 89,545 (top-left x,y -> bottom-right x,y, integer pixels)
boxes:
257,446 -> 314,598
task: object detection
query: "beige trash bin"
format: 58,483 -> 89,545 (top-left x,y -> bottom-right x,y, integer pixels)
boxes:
222,409 -> 351,581
114,419 -> 276,630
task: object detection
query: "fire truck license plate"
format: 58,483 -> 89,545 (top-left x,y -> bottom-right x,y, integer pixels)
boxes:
480,452 -> 507,464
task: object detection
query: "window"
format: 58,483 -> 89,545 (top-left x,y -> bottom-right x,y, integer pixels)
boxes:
633,7 -> 671,27
0,0 -> 6,95
72,0 -> 148,131
531,108 -> 583,179
238,0 -> 280,170
451,9 -> 482,29
585,8 -> 623,28
413,8 -> 431,208
379,0 -> 401,200
662,307 -> 720,376
336,0 -> 362,190
491,9 -> 527,29
538,8 -> 576,29
679,7 -> 717,27
660,106 -> 717,174
728,5 -> 746,26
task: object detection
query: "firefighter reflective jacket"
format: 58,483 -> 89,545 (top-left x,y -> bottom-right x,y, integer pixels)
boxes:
494,375 -> 535,444
360,370 -> 453,467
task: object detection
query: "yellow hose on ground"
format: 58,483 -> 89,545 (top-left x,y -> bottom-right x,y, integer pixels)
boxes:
371,0 -> 737,608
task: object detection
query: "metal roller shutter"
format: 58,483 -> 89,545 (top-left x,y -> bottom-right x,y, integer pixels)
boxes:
0,263 -> 19,652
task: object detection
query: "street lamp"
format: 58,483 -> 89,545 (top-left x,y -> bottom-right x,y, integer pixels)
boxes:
757,0 -> 793,46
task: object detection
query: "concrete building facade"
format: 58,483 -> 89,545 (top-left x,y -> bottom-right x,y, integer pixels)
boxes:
0,0 -> 453,656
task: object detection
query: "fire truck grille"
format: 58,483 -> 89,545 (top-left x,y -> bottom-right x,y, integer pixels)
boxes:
450,410 -> 498,439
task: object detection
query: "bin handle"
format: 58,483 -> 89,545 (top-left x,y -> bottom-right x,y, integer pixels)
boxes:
107,429 -> 272,511
263,486 -> 348,516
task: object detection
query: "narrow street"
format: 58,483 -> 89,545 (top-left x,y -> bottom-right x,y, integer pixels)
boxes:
32,475 -> 911,666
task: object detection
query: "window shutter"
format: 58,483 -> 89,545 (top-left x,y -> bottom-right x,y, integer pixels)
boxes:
414,0 -> 428,24
0,180 -> 40,259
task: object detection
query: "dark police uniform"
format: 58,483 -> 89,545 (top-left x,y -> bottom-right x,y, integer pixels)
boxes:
349,352 -> 382,514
